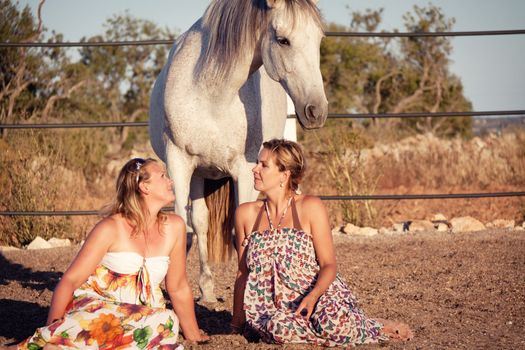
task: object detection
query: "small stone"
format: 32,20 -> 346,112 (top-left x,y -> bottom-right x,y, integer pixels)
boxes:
437,223 -> 449,232
408,220 -> 435,232
0,246 -> 20,252
331,227 -> 343,235
432,213 -> 447,221
26,236 -> 52,250
379,227 -> 394,235
487,219 -> 515,229
343,224 -> 378,236
343,223 -> 359,235
450,216 -> 485,233
357,227 -> 379,237
392,223 -> 404,233
48,238 -> 72,248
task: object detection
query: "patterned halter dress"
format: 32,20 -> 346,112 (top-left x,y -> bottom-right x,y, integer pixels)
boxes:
243,198 -> 387,347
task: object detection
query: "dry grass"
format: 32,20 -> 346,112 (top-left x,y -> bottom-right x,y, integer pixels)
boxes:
302,129 -> 525,227
364,131 -> 525,190
1,128 -> 524,246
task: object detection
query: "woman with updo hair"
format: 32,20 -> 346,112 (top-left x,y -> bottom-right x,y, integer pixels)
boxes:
231,139 -> 413,346
7,158 -> 208,350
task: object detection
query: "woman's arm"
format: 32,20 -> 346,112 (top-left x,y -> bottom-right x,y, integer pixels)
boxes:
231,203 -> 251,331
295,196 -> 337,319
46,218 -> 115,324
164,215 -> 208,342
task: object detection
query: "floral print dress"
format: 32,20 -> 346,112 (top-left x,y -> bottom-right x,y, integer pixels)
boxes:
18,252 -> 181,350
243,200 -> 387,347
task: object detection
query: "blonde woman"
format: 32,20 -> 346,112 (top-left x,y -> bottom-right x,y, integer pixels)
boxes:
231,139 -> 413,346
4,158 -> 208,349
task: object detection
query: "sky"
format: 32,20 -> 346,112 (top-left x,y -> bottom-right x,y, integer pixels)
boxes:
17,0 -> 525,113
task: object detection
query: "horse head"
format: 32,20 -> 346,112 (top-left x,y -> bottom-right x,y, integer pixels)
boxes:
261,0 -> 328,130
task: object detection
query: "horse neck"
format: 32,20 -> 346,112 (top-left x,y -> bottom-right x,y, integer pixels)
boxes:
196,33 -> 264,103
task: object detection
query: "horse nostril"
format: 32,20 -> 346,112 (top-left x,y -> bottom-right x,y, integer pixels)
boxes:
305,104 -> 317,121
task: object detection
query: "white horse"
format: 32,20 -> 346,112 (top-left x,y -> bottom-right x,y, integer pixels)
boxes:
149,0 -> 328,302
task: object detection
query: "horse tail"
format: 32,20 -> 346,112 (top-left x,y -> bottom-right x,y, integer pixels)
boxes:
204,177 -> 235,264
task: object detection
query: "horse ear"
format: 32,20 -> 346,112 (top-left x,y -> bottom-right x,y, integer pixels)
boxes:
266,0 -> 285,9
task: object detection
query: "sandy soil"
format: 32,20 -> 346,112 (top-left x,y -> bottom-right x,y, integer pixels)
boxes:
1,229 -> 524,349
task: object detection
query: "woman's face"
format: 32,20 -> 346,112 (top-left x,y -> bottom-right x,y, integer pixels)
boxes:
143,162 -> 175,204
252,148 -> 284,193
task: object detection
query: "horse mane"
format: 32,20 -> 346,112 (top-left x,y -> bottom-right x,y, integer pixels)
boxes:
198,0 -> 323,81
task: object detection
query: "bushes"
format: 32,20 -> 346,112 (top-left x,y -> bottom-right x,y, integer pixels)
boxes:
0,130 -> 109,246
300,122 -> 381,227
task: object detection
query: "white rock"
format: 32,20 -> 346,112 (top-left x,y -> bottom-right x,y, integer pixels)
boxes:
357,227 -> 379,237
437,223 -> 449,232
392,223 -> 405,233
26,236 -> 52,250
331,227 -> 343,236
342,223 -> 378,236
486,219 -> 515,229
408,220 -> 436,232
379,227 -> 395,235
343,223 -> 359,235
450,216 -> 486,233
432,213 -> 447,221
48,238 -> 72,248
0,246 -> 20,252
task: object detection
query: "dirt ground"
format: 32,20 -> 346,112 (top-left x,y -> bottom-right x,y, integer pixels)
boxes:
1,229 -> 524,349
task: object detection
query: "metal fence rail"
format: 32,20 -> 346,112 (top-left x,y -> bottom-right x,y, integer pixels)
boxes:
1,29 -> 525,48
2,192 -> 524,217
1,110 -> 524,129
1,24 -> 524,218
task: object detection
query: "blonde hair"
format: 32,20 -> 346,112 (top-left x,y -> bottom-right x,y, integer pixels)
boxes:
263,139 -> 306,192
110,158 -> 166,236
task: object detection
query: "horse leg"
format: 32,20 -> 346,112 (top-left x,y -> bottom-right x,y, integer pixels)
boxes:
232,163 -> 259,253
190,175 -> 217,303
235,163 -> 259,206
165,144 -> 194,251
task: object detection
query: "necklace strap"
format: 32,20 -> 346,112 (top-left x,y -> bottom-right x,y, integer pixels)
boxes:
264,196 -> 293,230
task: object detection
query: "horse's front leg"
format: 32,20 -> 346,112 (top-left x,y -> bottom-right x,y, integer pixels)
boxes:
166,144 -> 195,251
235,162 -> 259,206
190,175 -> 216,303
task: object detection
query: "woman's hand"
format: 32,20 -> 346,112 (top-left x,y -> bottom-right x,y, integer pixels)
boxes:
186,329 -> 210,344
294,293 -> 319,319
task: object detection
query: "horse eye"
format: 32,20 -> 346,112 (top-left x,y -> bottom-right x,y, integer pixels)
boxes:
276,36 -> 290,46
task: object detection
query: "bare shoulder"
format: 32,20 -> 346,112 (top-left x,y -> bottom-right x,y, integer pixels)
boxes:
81,215 -> 122,249
236,200 -> 263,218
88,215 -> 121,238
296,195 -> 324,210
164,213 -> 186,234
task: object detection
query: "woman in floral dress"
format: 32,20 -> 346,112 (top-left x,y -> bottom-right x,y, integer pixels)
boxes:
6,158 -> 209,349
231,139 -> 413,346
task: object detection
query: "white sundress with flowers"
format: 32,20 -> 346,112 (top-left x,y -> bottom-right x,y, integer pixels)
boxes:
18,252 -> 182,350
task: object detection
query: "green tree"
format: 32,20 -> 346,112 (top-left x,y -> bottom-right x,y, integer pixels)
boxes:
77,13 -> 176,147
0,0 -> 45,126
320,4 -> 472,138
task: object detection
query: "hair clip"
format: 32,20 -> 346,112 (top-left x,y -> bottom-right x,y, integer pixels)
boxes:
134,158 -> 145,184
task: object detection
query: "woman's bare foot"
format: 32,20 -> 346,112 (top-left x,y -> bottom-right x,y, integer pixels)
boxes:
376,318 -> 414,341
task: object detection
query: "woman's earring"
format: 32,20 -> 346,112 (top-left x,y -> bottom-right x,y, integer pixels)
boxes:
279,182 -> 284,188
